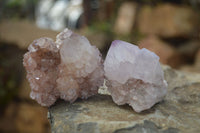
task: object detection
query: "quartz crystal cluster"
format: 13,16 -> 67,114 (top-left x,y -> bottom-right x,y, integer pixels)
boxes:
104,40 -> 168,112
23,29 -> 104,106
56,29 -> 104,102
24,28 -> 167,112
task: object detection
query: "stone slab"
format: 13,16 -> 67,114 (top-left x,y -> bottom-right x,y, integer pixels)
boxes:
48,66 -> 200,133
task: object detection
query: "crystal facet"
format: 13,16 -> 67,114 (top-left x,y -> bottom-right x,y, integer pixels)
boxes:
23,38 -> 60,106
23,29 -> 104,106
56,29 -> 104,102
104,40 -> 168,112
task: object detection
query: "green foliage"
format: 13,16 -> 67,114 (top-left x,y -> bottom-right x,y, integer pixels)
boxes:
5,0 -> 26,8
1,0 -> 38,19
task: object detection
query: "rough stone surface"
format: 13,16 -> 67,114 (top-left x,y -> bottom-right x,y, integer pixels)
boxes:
138,4 -> 198,38
23,28 -> 104,106
49,65 -> 200,133
104,40 -> 167,112
114,2 -> 137,35
139,36 -> 182,68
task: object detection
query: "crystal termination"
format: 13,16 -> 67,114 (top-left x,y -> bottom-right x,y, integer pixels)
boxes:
104,40 -> 168,112
23,29 -> 104,106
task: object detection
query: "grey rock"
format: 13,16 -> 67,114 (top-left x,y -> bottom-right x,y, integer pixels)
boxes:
49,65 -> 200,133
114,120 -> 179,133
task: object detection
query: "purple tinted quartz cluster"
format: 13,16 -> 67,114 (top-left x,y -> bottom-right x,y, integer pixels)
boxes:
104,40 -> 168,112
23,28 -> 167,112
23,29 -> 104,106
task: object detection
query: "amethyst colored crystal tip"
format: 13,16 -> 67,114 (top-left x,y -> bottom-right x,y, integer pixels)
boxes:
104,40 -> 167,112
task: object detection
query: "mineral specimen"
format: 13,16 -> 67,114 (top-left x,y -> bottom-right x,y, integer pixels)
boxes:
56,29 -> 104,102
23,28 -> 104,106
104,40 -> 167,112
23,38 -> 60,106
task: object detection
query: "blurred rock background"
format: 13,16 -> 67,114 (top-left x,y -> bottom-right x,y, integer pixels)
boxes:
0,0 -> 199,133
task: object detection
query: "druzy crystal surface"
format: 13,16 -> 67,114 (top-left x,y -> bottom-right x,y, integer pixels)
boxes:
23,29 -> 104,106
56,29 -> 104,102
104,40 -> 167,112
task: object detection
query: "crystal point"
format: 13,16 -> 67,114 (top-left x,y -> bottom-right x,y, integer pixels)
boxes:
56,29 -> 104,102
104,40 -> 167,112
